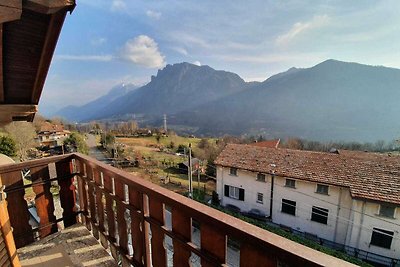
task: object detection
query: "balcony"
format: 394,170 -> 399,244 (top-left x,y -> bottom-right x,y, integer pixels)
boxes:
0,153 -> 354,266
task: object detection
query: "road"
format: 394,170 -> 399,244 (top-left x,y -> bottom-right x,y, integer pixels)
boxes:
85,134 -> 113,165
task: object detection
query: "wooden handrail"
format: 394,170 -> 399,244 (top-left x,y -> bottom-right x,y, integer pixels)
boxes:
0,153 -> 356,266
73,153 -> 355,267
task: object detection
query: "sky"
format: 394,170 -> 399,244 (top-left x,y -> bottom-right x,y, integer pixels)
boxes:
40,0 -> 400,115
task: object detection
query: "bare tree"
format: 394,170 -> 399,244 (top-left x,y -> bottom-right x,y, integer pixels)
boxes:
5,122 -> 37,161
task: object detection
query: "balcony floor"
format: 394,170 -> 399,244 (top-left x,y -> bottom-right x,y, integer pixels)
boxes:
17,224 -> 118,267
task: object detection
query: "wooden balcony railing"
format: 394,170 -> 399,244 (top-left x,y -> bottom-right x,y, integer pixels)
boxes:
0,153 -> 355,267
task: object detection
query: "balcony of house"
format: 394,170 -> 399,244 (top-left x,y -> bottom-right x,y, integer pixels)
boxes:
0,154 -> 356,267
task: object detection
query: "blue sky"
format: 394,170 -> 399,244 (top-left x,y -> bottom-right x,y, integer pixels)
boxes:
40,0 -> 400,115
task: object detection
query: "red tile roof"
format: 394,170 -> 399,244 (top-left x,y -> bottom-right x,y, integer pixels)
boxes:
39,122 -> 64,133
215,144 -> 400,205
250,139 -> 280,148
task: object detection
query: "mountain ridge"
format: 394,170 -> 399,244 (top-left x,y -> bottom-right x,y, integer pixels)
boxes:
53,60 -> 400,141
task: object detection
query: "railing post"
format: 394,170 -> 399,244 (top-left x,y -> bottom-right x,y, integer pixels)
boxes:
1,171 -> 34,248
148,197 -> 166,267
114,178 -> 129,260
55,158 -> 76,227
128,186 -> 146,266
200,224 -> 226,267
93,168 -> 107,248
76,159 -> 90,230
0,178 -> 20,266
30,165 -> 57,237
103,174 -> 116,248
85,165 -> 99,239
171,208 -> 191,267
240,243 -> 276,267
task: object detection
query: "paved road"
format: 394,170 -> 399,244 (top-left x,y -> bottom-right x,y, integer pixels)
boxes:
86,134 -> 113,165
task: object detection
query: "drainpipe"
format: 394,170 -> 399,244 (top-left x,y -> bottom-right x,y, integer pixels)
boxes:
269,172 -> 275,220
333,187 -> 343,243
356,201 -> 366,248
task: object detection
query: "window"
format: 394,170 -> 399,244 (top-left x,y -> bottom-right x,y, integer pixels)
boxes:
229,186 -> 240,199
281,199 -> 296,215
379,205 -> 396,218
316,184 -> 329,195
256,173 -> 265,182
230,167 -> 238,176
311,206 -> 328,224
285,179 -> 296,188
257,193 -> 263,203
224,185 -> 244,201
370,228 -> 394,249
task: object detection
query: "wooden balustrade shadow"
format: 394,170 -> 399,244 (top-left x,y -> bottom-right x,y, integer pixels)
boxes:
17,224 -> 117,267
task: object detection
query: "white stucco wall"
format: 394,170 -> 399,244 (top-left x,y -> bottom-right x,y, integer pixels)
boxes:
271,176 -> 352,242
216,166 -> 272,216
346,199 -> 400,259
216,165 -> 399,261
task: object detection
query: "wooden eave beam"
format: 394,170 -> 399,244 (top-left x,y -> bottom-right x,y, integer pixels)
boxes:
31,10 -> 67,104
0,104 -> 38,125
23,0 -> 76,15
0,1 -> 22,23
0,24 -> 3,103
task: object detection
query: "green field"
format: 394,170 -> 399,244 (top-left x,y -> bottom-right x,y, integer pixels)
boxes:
117,134 -> 216,195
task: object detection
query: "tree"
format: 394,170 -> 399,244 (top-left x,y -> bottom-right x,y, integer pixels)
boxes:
0,136 -> 16,157
198,138 -> 210,149
64,132 -> 89,154
101,133 -> 115,147
5,122 -> 37,161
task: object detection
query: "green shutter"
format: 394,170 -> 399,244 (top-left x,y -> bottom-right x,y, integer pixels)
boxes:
224,185 -> 229,197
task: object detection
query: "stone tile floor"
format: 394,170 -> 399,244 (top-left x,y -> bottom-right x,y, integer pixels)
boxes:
17,224 -> 117,267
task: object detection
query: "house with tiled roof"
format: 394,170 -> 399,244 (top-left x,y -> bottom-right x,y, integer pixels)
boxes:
37,122 -> 70,147
215,144 -> 400,263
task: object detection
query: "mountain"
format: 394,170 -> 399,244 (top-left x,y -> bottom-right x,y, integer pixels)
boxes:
89,62 -> 248,120
56,60 -> 400,141
172,59 -> 400,141
54,83 -> 138,122
55,62 -> 249,122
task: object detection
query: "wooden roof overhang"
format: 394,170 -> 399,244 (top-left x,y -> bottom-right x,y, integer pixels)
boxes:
0,0 -> 75,125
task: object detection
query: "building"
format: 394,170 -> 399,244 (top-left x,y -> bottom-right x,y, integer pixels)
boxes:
178,157 -> 201,173
37,122 -> 70,147
215,144 -> 400,263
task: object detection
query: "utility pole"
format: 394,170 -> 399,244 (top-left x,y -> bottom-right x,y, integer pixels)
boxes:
188,143 -> 193,198
197,160 -> 201,191
163,114 -> 167,133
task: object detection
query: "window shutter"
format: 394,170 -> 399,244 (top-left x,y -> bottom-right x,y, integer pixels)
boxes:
239,188 -> 245,201
224,185 -> 229,197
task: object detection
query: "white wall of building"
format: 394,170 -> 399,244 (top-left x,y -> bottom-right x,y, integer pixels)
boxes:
271,175 -> 352,242
216,165 -> 400,261
216,166 -> 272,216
346,200 -> 400,259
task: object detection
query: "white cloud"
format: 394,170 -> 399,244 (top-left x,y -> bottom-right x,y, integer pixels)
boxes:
111,0 -> 126,12
91,37 -> 107,46
193,61 -> 201,66
275,15 -> 330,46
146,10 -> 161,20
216,52 -> 326,65
119,35 -> 166,68
172,47 -> 188,56
55,54 -> 113,62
